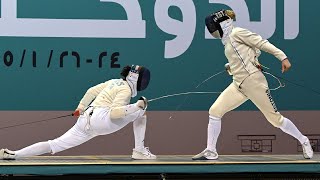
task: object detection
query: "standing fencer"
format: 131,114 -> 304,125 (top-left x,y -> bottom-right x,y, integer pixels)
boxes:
193,10 -> 313,160
1,65 -> 156,160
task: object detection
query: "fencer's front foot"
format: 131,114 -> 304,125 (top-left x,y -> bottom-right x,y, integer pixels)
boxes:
302,139 -> 313,159
131,147 -> 156,160
0,149 -> 16,160
192,149 -> 218,160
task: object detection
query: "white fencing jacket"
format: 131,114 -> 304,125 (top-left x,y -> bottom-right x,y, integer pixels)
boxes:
77,79 -> 132,119
224,27 -> 287,86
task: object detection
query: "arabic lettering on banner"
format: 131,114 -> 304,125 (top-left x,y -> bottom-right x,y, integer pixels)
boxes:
0,0 -> 299,59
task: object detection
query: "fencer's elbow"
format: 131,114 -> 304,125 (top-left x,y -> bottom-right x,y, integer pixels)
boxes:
86,87 -> 95,95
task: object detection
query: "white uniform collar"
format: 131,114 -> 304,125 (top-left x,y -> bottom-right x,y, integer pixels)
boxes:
220,19 -> 234,45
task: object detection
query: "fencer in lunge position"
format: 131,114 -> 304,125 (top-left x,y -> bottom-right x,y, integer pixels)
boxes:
1,65 -> 156,160
193,10 -> 313,160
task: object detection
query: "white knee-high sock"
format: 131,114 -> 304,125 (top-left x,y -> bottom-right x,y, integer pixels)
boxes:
14,141 -> 52,158
133,115 -> 147,151
280,117 -> 308,144
206,116 -> 221,152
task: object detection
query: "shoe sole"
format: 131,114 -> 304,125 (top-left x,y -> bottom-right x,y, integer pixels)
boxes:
192,156 -> 218,160
303,154 -> 313,159
131,157 -> 157,160
192,157 -> 208,160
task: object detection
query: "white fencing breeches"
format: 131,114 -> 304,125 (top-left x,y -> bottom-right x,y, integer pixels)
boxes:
48,107 -> 143,154
209,72 -> 284,127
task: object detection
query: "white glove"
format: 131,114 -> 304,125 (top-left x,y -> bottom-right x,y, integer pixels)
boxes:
225,63 -> 232,75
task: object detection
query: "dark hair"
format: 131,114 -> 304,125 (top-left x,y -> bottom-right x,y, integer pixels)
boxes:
120,65 -> 131,79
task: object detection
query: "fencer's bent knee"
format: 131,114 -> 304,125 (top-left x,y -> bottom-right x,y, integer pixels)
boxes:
267,115 -> 284,128
209,104 -> 224,118
141,114 -> 147,120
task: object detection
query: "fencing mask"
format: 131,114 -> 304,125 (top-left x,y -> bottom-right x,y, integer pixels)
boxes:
126,65 -> 151,97
205,9 -> 235,39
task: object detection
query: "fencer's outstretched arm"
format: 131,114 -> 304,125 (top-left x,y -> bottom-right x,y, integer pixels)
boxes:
77,82 -> 108,111
233,28 -> 287,61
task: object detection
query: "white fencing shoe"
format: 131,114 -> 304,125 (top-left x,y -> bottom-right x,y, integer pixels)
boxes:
302,140 -> 313,159
0,149 -> 16,160
132,147 -> 157,160
192,149 -> 218,160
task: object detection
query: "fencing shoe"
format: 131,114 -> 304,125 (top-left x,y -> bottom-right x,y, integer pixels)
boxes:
302,139 -> 313,159
132,147 -> 156,160
192,149 -> 218,160
0,149 -> 16,160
